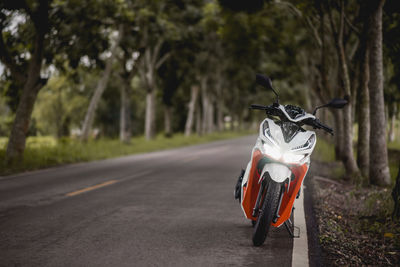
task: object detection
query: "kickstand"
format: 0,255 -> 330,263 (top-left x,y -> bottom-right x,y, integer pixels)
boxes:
284,219 -> 300,238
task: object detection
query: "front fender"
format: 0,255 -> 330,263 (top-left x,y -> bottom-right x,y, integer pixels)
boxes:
260,163 -> 291,183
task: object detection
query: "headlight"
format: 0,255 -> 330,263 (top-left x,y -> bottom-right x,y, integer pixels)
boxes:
263,142 -> 305,163
282,152 -> 305,164
292,134 -> 316,151
263,121 -> 278,146
262,142 -> 281,160
304,135 -> 316,149
261,121 -> 307,164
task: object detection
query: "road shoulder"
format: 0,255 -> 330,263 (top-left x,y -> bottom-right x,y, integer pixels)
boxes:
304,172 -> 324,267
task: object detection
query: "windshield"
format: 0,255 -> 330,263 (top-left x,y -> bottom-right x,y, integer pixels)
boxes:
284,105 -> 305,120
278,121 -> 300,142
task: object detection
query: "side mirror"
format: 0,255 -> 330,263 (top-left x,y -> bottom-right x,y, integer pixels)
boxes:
256,74 -> 273,90
255,73 -> 279,103
326,98 -> 348,109
313,98 -> 348,115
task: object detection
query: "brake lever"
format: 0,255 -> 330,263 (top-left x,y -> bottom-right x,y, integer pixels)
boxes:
315,119 -> 334,135
250,104 -> 267,110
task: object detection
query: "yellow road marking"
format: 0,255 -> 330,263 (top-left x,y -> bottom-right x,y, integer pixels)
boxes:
66,180 -> 118,197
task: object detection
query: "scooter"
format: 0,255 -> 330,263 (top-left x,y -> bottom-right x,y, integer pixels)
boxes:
234,74 -> 347,246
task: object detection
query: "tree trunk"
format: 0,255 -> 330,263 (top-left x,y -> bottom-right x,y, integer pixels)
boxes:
6,34 -> 46,163
341,75 -> 360,178
357,32 -> 370,180
184,85 -> 199,136
216,90 -> 224,132
217,102 -> 224,132
6,82 -> 44,162
389,105 -> 397,142
196,101 -> 202,136
332,110 -> 344,160
201,77 -> 209,135
81,27 -> 122,142
120,82 -> 131,143
164,105 -> 172,137
139,37 -> 169,140
207,102 -> 214,134
145,89 -> 156,140
233,114 -> 239,131
215,72 -> 224,132
368,0 -> 391,186
330,1 -> 360,178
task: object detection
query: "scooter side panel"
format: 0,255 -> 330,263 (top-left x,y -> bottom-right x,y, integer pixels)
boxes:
241,149 -> 263,220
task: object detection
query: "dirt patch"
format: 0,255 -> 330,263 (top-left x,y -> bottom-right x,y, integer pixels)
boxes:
311,160 -> 400,266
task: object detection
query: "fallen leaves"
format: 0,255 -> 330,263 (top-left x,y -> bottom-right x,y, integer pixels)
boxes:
311,161 -> 400,266
384,233 -> 394,238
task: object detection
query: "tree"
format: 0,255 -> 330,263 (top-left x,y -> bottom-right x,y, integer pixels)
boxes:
80,26 -> 123,142
1,0 -> 50,163
327,0 -> 360,179
118,47 -> 139,143
184,85 -> 200,136
367,0 -> 391,186
356,1 -> 370,179
0,0 -> 116,161
135,1 -> 174,140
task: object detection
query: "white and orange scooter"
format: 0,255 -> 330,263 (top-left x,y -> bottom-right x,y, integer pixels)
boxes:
234,74 -> 347,246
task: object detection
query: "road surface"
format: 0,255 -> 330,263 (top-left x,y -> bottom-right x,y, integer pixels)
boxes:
0,136 -> 312,266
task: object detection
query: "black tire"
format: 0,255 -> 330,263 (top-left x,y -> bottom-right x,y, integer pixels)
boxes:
252,180 -> 281,246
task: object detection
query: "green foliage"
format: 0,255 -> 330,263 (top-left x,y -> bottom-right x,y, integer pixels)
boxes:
32,74 -> 88,137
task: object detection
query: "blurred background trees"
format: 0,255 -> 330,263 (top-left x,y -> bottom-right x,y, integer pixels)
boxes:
1,0 -> 399,186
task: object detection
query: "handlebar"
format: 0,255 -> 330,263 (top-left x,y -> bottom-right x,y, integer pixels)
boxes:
312,119 -> 333,135
250,104 -> 268,110
250,104 -> 278,115
250,103 -> 334,135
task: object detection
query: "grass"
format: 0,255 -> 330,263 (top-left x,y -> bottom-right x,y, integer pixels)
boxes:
0,131 -> 252,176
313,137 -> 336,163
313,138 -> 400,183
388,140 -> 400,151
388,141 -> 400,183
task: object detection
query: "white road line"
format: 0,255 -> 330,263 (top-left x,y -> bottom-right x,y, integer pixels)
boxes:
292,185 -> 309,267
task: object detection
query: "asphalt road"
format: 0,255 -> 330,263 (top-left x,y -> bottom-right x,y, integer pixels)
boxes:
0,135 -> 297,267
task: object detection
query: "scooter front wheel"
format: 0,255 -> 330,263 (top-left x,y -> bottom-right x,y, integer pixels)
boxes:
252,180 -> 280,246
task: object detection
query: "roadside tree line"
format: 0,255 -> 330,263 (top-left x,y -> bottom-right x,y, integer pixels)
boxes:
1,0 -> 399,187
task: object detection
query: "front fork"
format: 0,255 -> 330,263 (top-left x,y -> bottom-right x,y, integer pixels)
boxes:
252,175 -> 290,221
252,175 -> 300,238
252,179 -> 266,217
